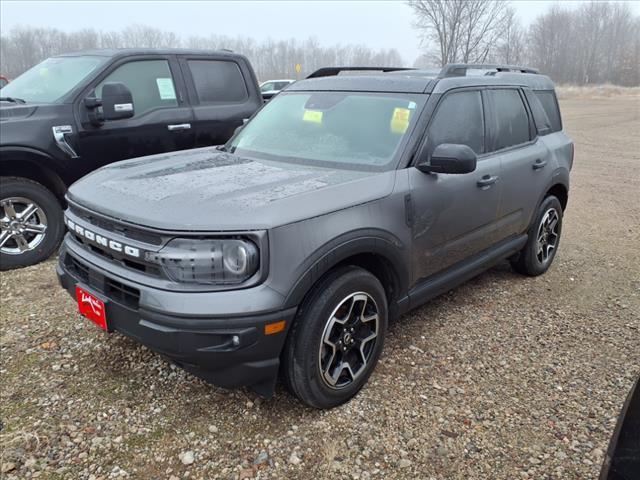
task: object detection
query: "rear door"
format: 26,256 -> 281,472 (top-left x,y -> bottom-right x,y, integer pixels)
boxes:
178,55 -> 263,147
484,88 -> 551,238
74,55 -> 195,176
409,89 -> 503,280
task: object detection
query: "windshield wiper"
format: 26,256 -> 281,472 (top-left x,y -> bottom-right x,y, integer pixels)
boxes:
0,97 -> 26,104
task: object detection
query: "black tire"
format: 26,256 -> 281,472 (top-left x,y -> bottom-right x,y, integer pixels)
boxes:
0,177 -> 65,271
282,266 -> 388,409
510,195 -> 563,276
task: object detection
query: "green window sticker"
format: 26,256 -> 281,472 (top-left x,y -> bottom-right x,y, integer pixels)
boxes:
156,78 -> 176,100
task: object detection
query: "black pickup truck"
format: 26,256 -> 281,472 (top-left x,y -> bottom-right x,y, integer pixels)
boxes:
0,48 -> 263,270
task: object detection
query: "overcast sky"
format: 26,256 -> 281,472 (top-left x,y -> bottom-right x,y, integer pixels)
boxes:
2,1 -> 639,64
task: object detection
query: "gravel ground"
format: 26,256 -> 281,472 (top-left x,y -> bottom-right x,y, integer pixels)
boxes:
1,95 -> 639,480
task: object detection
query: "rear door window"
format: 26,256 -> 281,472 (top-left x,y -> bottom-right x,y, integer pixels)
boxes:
96,59 -> 177,117
534,90 -> 562,132
485,89 -> 531,151
427,90 -> 484,155
187,60 -> 248,104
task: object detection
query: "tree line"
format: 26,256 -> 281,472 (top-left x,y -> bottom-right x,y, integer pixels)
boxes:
0,24 -> 402,82
409,0 -> 640,86
1,0 -> 638,86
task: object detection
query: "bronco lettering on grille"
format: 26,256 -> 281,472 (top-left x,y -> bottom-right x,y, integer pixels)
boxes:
66,217 -> 141,258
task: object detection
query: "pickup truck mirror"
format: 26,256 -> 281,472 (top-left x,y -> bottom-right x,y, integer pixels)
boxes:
101,82 -> 134,121
416,143 -> 477,174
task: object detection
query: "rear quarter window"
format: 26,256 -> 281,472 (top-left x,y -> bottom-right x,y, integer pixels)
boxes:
534,90 -> 562,132
524,90 -> 552,135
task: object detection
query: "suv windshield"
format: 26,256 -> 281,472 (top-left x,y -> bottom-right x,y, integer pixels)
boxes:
0,55 -> 107,103
229,91 -> 425,170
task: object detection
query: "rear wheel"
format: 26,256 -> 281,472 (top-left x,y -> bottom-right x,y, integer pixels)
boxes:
282,266 -> 388,409
510,195 -> 563,276
0,177 -> 65,271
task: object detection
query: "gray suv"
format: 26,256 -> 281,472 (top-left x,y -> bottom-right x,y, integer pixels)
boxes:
57,64 -> 573,409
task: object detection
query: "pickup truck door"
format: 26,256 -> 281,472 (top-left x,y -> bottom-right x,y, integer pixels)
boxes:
177,55 -> 263,147
410,89 -> 502,281
73,55 -> 195,177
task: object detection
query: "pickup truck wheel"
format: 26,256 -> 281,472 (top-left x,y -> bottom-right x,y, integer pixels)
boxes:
282,266 -> 388,409
510,195 -> 563,276
0,177 -> 64,271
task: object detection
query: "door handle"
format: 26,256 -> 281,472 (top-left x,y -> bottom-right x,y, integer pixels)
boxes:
477,175 -> 499,188
532,158 -> 548,170
167,123 -> 191,131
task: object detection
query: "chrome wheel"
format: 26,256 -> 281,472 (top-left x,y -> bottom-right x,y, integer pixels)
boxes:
536,207 -> 559,265
0,197 -> 48,255
319,292 -> 379,389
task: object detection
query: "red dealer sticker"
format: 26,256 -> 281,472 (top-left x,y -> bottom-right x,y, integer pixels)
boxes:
76,285 -> 108,331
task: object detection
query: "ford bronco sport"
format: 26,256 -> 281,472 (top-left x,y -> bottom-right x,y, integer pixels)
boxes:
57,64 -> 573,409
0,49 -> 262,270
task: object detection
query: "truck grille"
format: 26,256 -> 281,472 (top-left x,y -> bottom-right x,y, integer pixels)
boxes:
68,204 -> 162,245
65,254 -> 140,309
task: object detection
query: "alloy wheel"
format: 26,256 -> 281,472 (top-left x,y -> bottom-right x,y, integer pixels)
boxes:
536,207 -> 559,265
0,197 -> 48,255
318,292 -> 379,389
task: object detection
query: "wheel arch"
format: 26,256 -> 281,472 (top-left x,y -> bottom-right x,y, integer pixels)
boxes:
283,233 -> 410,320
0,147 -> 69,205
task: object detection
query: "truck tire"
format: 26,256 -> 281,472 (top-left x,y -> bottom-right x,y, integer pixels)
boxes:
282,266 -> 388,409
0,177 -> 65,271
510,195 -> 563,276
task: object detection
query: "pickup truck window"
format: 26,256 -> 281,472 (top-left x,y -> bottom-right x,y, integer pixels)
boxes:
230,91 -> 425,170
187,60 -> 248,104
96,60 -> 177,117
0,55 -> 106,103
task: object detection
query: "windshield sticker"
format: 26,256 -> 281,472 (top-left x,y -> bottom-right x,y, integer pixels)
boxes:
408,101 -> 417,110
303,109 -> 323,124
156,78 -> 177,100
390,107 -> 411,134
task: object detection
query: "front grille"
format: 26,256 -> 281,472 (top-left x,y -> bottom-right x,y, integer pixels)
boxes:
70,232 -> 162,277
65,254 -> 140,309
68,204 -> 162,245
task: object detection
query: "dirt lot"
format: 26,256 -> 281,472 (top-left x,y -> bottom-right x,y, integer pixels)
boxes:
1,94 -> 639,480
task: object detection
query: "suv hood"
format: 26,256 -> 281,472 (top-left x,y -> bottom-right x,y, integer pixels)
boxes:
67,147 -> 396,231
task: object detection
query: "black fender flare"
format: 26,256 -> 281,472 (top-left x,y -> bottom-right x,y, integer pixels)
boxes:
0,146 -> 70,200
283,228 -> 410,310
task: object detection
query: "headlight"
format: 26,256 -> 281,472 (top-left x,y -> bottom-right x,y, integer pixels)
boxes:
145,238 -> 259,285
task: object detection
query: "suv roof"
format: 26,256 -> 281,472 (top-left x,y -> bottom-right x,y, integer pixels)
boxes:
289,64 -> 555,94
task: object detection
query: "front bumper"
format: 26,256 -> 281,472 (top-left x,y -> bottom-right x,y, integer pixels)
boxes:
57,244 -> 296,397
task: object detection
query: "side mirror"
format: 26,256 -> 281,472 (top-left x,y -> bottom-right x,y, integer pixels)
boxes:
416,143 -> 477,174
101,82 -> 134,121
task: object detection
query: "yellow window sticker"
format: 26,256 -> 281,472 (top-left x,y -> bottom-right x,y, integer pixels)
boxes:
303,109 -> 323,123
390,107 -> 411,134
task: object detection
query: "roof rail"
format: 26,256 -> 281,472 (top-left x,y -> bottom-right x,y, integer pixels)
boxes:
306,66 -> 415,79
438,63 -> 539,78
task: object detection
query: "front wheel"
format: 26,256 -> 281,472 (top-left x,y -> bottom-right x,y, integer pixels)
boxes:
282,266 -> 388,409
510,195 -> 563,276
0,177 -> 65,271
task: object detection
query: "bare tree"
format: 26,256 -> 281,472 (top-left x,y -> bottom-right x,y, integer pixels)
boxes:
492,7 -> 525,65
408,0 -> 512,66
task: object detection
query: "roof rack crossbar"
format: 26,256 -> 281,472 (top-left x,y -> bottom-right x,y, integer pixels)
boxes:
438,63 -> 539,78
306,67 -> 416,79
